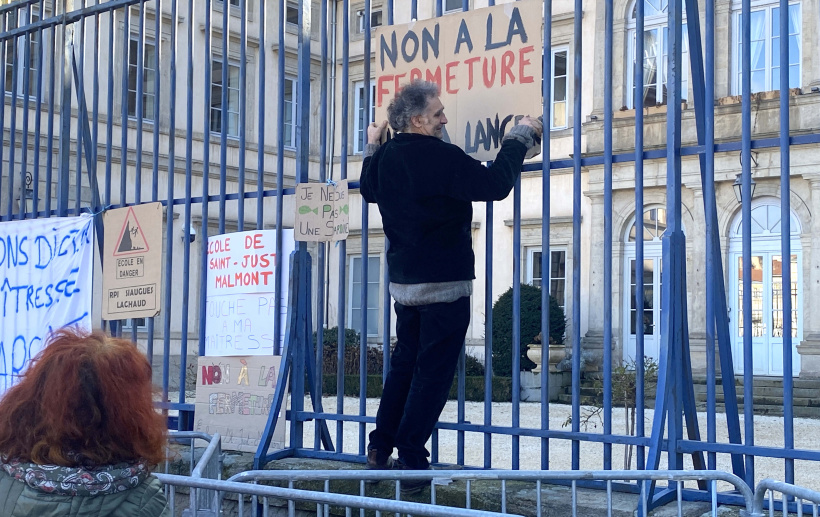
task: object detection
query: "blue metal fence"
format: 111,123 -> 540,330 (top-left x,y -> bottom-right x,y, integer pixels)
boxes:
0,0 -> 818,512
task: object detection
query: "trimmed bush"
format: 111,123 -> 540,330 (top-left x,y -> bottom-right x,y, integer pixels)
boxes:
314,327 -> 385,376
491,284 -> 566,377
464,354 -> 485,377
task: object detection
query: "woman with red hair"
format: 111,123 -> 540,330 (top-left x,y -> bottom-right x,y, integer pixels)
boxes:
0,328 -> 170,516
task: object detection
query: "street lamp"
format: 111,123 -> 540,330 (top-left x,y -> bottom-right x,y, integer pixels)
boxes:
732,172 -> 756,204
22,171 -> 34,215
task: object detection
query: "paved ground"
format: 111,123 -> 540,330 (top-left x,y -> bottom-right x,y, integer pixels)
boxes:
297,396 -> 820,493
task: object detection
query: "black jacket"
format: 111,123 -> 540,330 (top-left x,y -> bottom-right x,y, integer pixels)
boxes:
360,132 -> 528,284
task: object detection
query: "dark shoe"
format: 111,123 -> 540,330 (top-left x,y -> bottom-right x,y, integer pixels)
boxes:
365,448 -> 395,485
394,458 -> 430,496
366,448 -> 395,470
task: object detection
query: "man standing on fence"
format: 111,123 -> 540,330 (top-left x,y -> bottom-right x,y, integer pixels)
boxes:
360,80 -> 542,492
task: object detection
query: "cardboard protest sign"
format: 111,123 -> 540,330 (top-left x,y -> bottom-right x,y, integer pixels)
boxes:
0,215 -> 94,395
374,0 -> 543,161
194,355 -> 288,453
294,180 -> 350,242
102,202 -> 163,320
205,229 -> 294,356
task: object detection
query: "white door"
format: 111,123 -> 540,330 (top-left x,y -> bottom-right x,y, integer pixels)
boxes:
730,252 -> 800,375
729,203 -> 802,376
623,207 -> 670,365
625,255 -> 662,364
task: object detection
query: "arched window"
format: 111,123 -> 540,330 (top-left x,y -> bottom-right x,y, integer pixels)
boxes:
731,203 -> 801,236
627,207 -> 668,242
626,0 -> 689,108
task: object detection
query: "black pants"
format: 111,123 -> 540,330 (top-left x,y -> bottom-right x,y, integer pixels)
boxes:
368,296 -> 471,469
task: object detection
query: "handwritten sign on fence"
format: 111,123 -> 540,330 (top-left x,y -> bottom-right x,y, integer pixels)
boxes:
194,355 -> 288,453
0,215 -> 94,396
205,229 -> 294,356
374,0 -> 542,161
294,180 -> 350,242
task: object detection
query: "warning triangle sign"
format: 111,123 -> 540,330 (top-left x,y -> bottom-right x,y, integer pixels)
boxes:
113,206 -> 150,256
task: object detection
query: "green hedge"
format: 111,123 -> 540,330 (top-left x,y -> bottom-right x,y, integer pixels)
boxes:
322,375 -> 513,402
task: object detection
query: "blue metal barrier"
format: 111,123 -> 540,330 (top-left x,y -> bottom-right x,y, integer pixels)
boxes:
0,0 -> 817,513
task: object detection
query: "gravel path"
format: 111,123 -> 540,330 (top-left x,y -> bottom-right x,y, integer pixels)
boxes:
298,396 -> 820,492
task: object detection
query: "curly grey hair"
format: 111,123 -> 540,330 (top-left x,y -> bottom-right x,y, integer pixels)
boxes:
387,80 -> 440,132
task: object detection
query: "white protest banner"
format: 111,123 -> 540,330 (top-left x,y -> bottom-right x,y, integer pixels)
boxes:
205,229 -> 294,356
374,0 -> 542,161
0,215 -> 94,395
294,180 -> 350,242
194,355 -> 288,453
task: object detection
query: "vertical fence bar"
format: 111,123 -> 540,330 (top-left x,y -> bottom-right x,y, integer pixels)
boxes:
779,0 -> 795,487
570,0 -> 583,470
90,0 -> 100,220
456,343 -> 465,465
130,0 -> 144,344
0,12 -> 7,218
8,6 -> 20,220
512,178 -> 521,470
381,237 -> 390,382
120,6 -> 129,210
135,1 -> 144,208
381,0 -> 392,381
164,0 -> 179,426
19,5 -> 32,220
3,7 -> 22,220
602,0 -> 614,472
255,0 -> 265,225
483,198 -> 493,469
151,0 -> 160,203
540,0 -> 552,472
456,0 -> 469,467
359,0 -> 372,458
32,0 -> 47,219
740,0 -> 754,487
237,0 -> 247,231
337,0 -> 350,454
104,6 -> 114,209
217,0 -> 228,234
199,0 -> 213,357
293,0 -> 312,452
381,0 -> 395,390
274,0 -> 285,357
25,0 -> 44,218
46,11 -> 57,217
667,0 -> 684,481
58,4 -> 71,218
72,0 -> 83,217
315,0 -> 329,451
704,0 -> 717,475
145,0 -> 163,363
178,0 -> 195,412
634,0 -> 646,473
91,0 -> 105,312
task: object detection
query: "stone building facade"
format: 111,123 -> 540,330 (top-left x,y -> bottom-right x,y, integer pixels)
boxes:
1,0 -> 818,377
